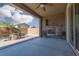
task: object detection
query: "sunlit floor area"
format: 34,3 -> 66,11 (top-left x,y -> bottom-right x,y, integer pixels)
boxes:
0,37 -> 75,56
0,35 -> 38,49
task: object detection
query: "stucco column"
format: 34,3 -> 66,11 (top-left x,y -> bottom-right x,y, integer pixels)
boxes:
66,4 -> 72,42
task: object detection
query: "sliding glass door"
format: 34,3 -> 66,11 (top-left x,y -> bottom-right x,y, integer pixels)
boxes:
70,4 -> 74,45
75,4 -> 79,50
69,3 -> 79,51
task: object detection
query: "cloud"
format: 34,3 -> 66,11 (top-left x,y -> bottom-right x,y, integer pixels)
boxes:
0,5 -> 15,18
0,8 -> 12,18
20,15 -> 33,23
2,5 -> 15,11
0,4 -> 33,24
16,9 -> 23,13
12,13 -> 33,24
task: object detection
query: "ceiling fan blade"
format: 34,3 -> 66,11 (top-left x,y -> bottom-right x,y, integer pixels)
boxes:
43,7 -> 46,11
35,4 -> 40,9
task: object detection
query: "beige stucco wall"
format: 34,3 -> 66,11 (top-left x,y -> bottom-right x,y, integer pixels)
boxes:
27,28 -> 39,36
42,13 -> 66,35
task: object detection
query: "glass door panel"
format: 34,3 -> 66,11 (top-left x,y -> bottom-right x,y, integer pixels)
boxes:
75,4 -> 79,50
70,4 -> 74,45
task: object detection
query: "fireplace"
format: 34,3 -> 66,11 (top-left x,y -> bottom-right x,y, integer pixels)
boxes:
46,26 -> 57,36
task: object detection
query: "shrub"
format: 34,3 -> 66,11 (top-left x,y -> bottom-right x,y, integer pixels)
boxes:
12,28 -> 20,33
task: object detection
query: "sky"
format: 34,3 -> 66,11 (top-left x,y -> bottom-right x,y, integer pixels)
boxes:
0,3 -> 39,27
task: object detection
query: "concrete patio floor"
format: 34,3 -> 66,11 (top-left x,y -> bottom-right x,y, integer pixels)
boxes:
0,37 -> 75,56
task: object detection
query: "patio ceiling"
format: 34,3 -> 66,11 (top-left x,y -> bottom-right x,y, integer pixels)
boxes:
24,3 -> 67,17
10,3 -> 67,18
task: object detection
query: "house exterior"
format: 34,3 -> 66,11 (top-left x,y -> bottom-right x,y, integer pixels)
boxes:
17,23 -> 29,35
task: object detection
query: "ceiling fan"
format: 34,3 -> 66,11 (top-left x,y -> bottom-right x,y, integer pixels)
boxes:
35,3 -> 53,11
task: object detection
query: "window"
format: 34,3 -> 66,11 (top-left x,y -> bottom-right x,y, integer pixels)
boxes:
0,3 -> 40,47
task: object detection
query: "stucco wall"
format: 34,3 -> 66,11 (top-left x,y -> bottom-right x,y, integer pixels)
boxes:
42,13 -> 66,36
27,28 -> 39,36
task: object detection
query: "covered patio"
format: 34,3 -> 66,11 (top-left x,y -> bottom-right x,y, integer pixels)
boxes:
0,3 -> 78,56
11,3 -> 66,38
0,37 -> 75,56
